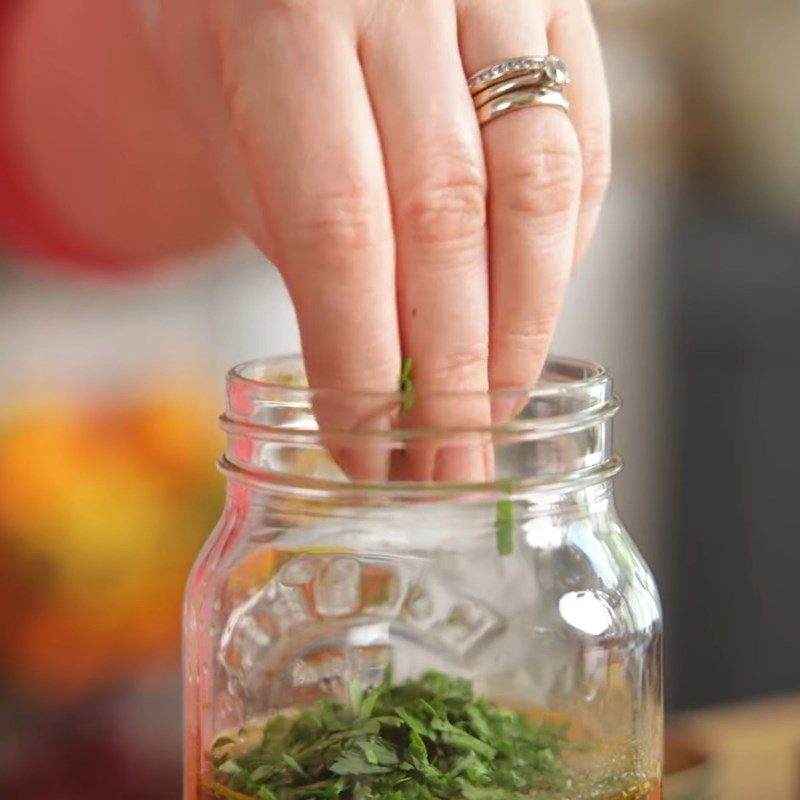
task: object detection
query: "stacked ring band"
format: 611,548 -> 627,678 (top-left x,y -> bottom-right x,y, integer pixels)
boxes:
468,55 -> 570,126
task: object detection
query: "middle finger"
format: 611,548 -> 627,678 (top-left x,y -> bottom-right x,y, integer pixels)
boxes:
360,0 -> 491,481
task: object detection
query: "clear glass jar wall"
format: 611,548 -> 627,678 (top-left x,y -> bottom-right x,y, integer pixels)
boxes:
184,356 -> 662,800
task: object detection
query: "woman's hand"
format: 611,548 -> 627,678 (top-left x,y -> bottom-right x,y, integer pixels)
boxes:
158,0 -> 610,476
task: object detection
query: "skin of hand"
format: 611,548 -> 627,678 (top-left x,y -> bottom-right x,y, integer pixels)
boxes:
155,0 -> 611,480
7,0 -> 610,480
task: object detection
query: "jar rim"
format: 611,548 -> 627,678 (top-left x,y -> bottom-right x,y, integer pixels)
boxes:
224,353 -> 617,439
228,354 -> 610,404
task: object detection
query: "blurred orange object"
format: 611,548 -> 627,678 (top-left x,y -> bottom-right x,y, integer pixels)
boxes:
0,387 -> 224,701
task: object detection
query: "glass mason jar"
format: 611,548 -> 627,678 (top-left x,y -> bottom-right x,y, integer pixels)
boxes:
184,355 -> 663,800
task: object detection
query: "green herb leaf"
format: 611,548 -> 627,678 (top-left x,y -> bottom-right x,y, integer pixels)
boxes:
282,754 -> 306,776
439,727 -> 497,760
399,356 -> 414,413
349,678 -> 364,716
249,765 -> 273,783
394,706 -> 428,736
495,498 -> 514,556
212,736 -> 236,750
357,738 -> 398,766
495,481 -> 516,556
357,682 -> 383,720
330,753 -> 392,776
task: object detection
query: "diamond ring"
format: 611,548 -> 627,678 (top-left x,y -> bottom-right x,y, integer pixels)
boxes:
467,55 -> 570,96
468,56 -> 570,126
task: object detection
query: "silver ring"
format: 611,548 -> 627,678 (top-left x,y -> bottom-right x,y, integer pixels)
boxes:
467,55 -> 570,96
472,73 -> 553,110
476,86 -> 570,126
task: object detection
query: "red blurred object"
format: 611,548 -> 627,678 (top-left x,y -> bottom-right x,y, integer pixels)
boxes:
0,0 -> 129,270
0,705 -> 181,800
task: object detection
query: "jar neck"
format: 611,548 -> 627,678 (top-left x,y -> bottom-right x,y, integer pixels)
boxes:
219,356 -> 621,503
224,478 -> 617,524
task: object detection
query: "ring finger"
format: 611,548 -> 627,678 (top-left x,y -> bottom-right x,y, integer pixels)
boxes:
458,0 -> 582,399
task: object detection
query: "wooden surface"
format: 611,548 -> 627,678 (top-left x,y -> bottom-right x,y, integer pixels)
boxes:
668,694 -> 800,800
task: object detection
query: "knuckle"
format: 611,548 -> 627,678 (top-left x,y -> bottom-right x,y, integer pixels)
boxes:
222,74 -> 251,122
497,309 -> 560,356
288,182 -> 389,254
499,128 -> 582,219
499,321 -> 551,353
399,151 -> 486,245
425,344 -> 490,384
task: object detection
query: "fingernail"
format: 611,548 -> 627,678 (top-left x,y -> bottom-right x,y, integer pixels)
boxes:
331,443 -> 391,482
434,444 -> 487,483
491,395 -> 528,426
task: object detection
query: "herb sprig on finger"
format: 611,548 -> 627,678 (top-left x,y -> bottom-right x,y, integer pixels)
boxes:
397,358 -> 518,557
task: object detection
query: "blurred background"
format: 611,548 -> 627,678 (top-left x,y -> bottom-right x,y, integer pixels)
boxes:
0,1 -> 797,798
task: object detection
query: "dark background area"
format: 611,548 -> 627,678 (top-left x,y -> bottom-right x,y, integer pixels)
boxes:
668,197 -> 800,710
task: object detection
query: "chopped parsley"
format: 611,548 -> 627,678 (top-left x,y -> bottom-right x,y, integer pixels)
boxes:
208,670 -> 571,800
494,498 -> 515,557
399,357 -> 414,413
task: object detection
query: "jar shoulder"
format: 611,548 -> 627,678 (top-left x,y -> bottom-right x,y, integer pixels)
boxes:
188,500 -> 661,639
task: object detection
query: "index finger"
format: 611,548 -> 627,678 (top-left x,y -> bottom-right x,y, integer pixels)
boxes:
215,3 -> 400,478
